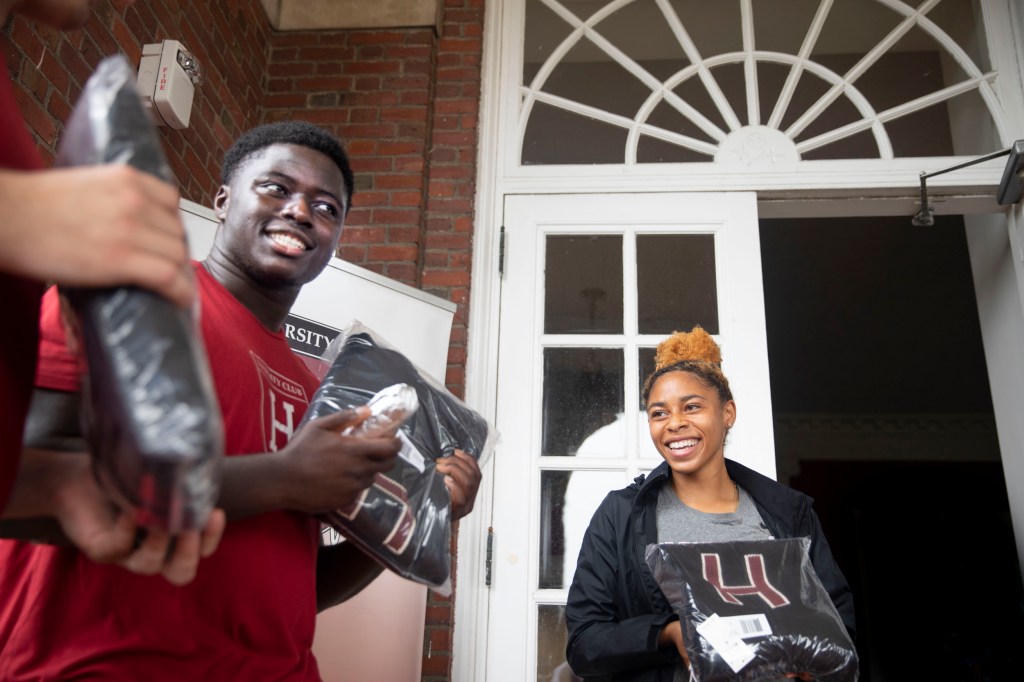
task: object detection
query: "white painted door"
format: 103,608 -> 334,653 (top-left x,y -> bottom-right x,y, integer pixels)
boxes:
484,192 -> 772,681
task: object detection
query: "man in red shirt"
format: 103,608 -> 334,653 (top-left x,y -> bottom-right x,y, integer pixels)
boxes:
0,120 -> 481,680
0,0 -> 220,585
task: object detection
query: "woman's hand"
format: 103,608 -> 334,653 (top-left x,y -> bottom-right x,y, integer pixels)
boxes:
658,620 -> 690,668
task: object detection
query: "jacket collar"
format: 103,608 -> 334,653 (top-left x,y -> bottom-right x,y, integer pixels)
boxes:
631,458 -> 811,531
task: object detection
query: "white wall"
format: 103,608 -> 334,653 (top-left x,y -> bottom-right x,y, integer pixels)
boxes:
965,204 -> 1024,574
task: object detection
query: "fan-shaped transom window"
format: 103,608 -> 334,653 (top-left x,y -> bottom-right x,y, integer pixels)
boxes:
521,0 -> 1009,165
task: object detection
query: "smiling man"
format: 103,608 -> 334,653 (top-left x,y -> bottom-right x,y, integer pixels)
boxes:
0,122 -> 481,680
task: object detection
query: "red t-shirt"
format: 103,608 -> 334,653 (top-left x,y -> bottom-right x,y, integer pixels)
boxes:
0,265 -> 324,680
0,51 -> 45,511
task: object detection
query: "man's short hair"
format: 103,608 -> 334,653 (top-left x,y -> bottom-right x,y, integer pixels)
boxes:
221,121 -> 355,212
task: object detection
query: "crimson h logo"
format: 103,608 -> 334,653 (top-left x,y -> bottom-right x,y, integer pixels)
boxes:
701,553 -> 790,608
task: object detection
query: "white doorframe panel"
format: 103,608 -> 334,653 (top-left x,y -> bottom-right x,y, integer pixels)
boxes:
483,192 -> 770,681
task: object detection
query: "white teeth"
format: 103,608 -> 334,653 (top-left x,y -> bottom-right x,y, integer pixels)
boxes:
269,233 -> 306,250
668,439 -> 698,450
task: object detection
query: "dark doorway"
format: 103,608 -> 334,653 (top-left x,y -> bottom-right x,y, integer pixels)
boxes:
760,215 -> 1024,681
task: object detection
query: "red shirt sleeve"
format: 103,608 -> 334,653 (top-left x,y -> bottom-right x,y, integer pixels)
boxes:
35,286 -> 85,392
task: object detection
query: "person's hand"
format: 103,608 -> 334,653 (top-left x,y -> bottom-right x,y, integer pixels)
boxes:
658,620 -> 690,668
436,449 -> 482,520
44,451 -> 225,585
278,407 -> 401,513
0,166 -> 194,307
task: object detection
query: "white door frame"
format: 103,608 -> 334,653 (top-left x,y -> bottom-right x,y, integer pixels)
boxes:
482,191 -> 769,682
455,1 -> 1024,680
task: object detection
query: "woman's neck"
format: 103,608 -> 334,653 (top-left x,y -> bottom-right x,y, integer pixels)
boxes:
669,462 -> 738,513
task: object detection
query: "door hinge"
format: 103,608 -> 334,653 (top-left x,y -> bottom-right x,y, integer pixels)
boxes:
498,226 -> 506,277
485,526 -> 494,587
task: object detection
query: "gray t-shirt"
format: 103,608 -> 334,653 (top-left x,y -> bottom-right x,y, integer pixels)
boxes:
656,482 -> 772,544
655,482 -> 772,681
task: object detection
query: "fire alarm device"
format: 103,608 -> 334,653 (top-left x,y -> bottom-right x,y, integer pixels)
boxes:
137,40 -> 202,130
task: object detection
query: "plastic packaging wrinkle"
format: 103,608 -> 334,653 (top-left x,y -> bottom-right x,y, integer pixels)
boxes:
303,320 -> 499,595
54,55 -> 223,533
646,538 -> 858,682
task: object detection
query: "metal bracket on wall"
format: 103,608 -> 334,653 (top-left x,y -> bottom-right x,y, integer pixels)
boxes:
913,143 -> 1022,226
485,526 -> 494,587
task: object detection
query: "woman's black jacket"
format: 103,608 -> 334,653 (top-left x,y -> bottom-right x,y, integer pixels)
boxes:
564,459 -> 855,682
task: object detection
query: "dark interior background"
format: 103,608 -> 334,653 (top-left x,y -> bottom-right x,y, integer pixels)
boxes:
760,215 -> 1024,681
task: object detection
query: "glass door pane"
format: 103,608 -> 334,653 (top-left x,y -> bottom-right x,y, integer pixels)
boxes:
636,233 -> 719,334
542,347 -> 625,457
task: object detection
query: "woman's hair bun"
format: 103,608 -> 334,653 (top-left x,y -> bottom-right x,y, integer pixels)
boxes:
654,326 -> 722,370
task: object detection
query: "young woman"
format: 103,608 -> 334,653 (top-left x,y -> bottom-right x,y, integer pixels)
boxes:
564,327 -> 855,681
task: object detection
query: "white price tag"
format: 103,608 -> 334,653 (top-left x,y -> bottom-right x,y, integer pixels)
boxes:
696,613 -> 756,673
718,614 -> 772,640
397,430 -> 425,471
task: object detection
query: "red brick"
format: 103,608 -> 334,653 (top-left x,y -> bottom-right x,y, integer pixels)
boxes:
384,45 -> 432,60
348,31 -> 406,45
300,109 -> 352,125
295,76 -> 355,91
391,191 -> 422,207
272,47 -> 298,61
368,245 -> 419,261
376,174 -> 421,190
263,93 -> 306,108
45,92 -> 72,123
395,156 -> 425,172
356,45 -> 384,60
12,86 -> 58,145
378,140 -> 423,155
372,208 -> 419,224
272,32 -> 321,47
268,61 -> 315,77
436,67 -> 478,82
299,45 -> 356,62
421,654 -> 451,677
346,139 -> 378,154
384,263 -> 418,284
429,180 -> 457,197
433,130 -> 475,146
424,252 -> 448,268
422,270 -> 471,287
346,77 -> 376,92
341,226 -> 388,244
444,366 -> 465,388
343,60 -> 401,75
425,605 -> 452,626
347,90 -> 400,107
340,123 -> 396,138
425,233 -> 471,250
381,107 -> 427,123
338,245 -> 366,261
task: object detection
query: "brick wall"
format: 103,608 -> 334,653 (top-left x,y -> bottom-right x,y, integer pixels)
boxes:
262,27 -> 435,288
4,1 -> 484,680
1,0 -> 269,204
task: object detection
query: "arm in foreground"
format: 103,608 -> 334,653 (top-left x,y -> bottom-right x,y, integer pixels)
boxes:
0,388 -> 225,586
0,166 -> 194,306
